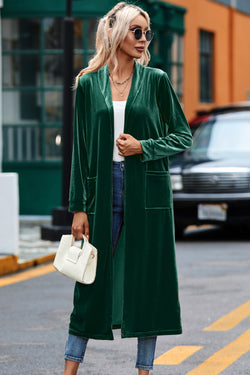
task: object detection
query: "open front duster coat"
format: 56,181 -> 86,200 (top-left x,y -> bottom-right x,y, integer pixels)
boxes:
68,61 -> 192,340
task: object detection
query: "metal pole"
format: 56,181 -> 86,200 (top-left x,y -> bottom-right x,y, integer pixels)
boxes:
62,0 -> 74,207
41,0 -> 74,240
66,0 -> 72,17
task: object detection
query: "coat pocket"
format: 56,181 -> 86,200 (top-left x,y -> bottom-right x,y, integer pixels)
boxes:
145,171 -> 172,209
86,176 -> 96,214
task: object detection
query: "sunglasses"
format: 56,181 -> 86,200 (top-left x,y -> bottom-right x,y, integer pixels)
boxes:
130,28 -> 153,42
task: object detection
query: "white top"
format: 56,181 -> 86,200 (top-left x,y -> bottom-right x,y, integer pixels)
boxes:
113,101 -> 126,161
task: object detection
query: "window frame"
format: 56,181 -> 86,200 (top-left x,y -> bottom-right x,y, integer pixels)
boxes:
199,29 -> 214,103
2,17 -> 97,162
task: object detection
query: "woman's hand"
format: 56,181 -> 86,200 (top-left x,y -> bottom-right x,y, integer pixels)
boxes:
71,212 -> 89,240
116,133 -> 142,157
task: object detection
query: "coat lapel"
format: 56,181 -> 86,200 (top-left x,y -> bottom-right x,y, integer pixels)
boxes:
97,64 -> 114,128
125,60 -> 144,127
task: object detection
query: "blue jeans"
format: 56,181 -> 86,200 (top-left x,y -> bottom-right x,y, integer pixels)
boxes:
65,161 -> 157,370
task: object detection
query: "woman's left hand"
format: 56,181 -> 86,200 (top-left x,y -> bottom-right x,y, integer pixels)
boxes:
116,133 -> 142,157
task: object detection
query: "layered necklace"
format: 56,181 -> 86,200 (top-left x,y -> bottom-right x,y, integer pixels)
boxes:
109,70 -> 133,98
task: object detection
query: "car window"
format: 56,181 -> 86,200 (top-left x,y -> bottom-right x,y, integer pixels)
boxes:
190,118 -> 250,160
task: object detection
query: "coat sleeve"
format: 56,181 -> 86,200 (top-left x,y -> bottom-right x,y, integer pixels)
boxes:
139,72 -> 192,162
68,79 -> 88,212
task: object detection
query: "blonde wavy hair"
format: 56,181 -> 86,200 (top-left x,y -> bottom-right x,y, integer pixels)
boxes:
75,2 -> 151,87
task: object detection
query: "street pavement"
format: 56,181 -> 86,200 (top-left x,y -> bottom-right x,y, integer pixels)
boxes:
0,224 -> 249,375
18,217 -> 58,261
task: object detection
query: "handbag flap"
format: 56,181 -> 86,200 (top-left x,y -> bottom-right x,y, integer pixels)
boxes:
66,246 -> 82,264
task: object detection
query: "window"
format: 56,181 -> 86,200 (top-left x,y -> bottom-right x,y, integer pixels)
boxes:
200,30 -> 214,103
2,17 -> 98,162
167,33 -> 184,101
150,31 -> 184,102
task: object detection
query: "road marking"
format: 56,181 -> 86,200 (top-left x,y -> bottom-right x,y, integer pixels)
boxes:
186,329 -> 250,375
204,300 -> 250,331
0,264 -> 55,287
154,346 -> 203,365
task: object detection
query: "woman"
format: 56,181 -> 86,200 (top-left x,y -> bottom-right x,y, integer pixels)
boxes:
64,2 -> 192,374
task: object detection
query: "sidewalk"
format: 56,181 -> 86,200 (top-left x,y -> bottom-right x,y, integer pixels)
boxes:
0,217 -> 59,276
0,219 -> 216,277
19,216 -> 59,261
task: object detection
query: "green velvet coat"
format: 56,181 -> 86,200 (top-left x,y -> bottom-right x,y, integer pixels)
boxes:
68,61 -> 192,340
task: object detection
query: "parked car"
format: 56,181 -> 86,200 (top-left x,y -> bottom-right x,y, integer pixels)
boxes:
189,101 -> 250,134
170,105 -> 250,237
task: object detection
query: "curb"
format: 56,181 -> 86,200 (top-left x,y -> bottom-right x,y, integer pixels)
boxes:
0,253 -> 56,277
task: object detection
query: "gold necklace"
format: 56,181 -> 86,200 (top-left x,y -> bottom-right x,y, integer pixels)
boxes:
109,74 -> 132,97
109,71 -> 133,85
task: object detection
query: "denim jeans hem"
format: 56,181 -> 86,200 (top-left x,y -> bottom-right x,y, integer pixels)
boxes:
64,354 -> 83,363
135,363 -> 154,370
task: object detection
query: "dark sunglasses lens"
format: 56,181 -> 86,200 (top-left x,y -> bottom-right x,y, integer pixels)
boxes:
134,29 -> 142,40
146,30 -> 153,41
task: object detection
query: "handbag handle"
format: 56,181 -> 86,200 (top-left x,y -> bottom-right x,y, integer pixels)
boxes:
82,234 -> 89,242
80,234 -> 89,248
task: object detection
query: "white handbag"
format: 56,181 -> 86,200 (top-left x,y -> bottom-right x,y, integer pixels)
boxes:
53,234 -> 97,284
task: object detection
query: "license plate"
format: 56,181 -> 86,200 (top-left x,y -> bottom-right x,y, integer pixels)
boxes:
198,204 -> 228,221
